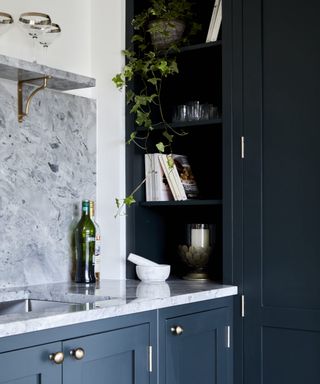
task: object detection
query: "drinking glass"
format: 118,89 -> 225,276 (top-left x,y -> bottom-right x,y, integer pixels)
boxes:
187,101 -> 201,121
173,105 -> 187,122
0,12 -> 13,36
18,12 -> 51,62
38,23 -> 61,62
178,224 -> 214,280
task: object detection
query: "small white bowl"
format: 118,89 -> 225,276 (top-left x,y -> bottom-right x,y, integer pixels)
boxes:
136,264 -> 170,282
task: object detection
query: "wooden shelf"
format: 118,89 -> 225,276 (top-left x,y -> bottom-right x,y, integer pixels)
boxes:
179,40 -> 222,53
140,199 -> 222,207
0,54 -> 95,91
170,118 -> 222,128
137,118 -> 222,132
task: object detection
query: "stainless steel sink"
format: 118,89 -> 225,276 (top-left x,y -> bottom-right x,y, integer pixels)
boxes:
0,299 -> 83,315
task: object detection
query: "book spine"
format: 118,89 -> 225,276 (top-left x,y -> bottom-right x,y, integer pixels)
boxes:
155,154 -> 173,201
151,154 -> 156,200
144,154 -> 152,201
159,155 -> 180,200
206,0 -> 220,43
211,0 -> 222,42
169,155 -> 188,200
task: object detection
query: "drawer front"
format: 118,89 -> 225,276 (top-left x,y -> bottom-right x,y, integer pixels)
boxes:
165,308 -> 229,384
0,342 -> 62,384
63,323 -> 150,384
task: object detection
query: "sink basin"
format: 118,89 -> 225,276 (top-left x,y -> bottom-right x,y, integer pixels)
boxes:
0,299 -> 82,316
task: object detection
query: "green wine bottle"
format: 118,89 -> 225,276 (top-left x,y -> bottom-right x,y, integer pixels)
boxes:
75,200 -> 96,283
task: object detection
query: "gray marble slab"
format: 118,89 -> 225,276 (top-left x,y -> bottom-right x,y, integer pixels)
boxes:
0,279 -> 238,337
0,54 -> 95,91
0,78 -> 96,288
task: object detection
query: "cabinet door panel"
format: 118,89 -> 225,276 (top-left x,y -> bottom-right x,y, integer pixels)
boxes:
0,342 -> 62,384
165,308 -> 228,384
242,0 -> 320,383
63,324 -> 150,384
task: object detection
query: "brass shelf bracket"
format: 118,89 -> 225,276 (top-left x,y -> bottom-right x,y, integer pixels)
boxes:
18,76 -> 51,123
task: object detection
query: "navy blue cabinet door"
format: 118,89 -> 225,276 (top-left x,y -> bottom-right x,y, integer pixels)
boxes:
164,308 -> 229,384
63,323 -> 150,384
242,0 -> 320,383
0,342 -> 62,384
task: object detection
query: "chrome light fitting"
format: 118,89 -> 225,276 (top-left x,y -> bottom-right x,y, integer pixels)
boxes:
39,23 -> 61,48
17,13 -> 55,123
19,12 -> 51,27
0,12 -> 13,24
0,12 -> 14,35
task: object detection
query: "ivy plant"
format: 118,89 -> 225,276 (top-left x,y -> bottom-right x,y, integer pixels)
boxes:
113,0 -> 201,216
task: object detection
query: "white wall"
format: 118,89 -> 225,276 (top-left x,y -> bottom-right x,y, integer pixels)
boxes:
91,1 -> 126,280
0,0 -> 126,279
0,0 -> 92,78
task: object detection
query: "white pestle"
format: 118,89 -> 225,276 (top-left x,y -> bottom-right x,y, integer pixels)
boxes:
128,253 -> 160,267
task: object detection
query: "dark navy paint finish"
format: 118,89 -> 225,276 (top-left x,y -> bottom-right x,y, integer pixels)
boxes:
158,298 -> 233,384
0,342 -> 62,384
63,324 -> 150,384
0,299 -> 232,384
240,0 -> 320,383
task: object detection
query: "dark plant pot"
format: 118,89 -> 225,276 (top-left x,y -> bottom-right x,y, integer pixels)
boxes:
149,19 -> 186,49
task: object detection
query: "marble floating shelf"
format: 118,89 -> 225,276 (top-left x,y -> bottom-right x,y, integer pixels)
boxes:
0,54 -> 95,91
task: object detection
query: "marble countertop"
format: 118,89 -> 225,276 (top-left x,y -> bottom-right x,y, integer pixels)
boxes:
0,279 -> 238,338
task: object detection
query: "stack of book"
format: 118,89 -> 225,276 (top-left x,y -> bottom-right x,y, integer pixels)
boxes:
206,0 -> 222,43
145,153 -> 199,201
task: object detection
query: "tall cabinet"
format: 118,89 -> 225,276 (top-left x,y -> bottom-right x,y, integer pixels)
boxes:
125,0 -> 234,283
233,0 -> 320,383
125,0 -> 320,383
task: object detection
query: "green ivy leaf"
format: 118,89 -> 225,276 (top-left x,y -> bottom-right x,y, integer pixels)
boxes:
131,34 -> 144,43
163,130 -> 174,143
156,142 -> 165,153
169,60 -> 179,74
122,49 -> 135,58
127,131 -> 137,144
135,95 -> 148,106
112,74 -> 124,89
123,65 -> 134,81
126,89 -> 135,104
138,44 -> 147,51
148,77 -> 160,86
124,195 -> 136,207
157,60 -> 169,75
136,110 -> 152,128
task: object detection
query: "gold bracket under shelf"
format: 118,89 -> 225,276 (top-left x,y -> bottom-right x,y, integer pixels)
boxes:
17,76 -> 51,123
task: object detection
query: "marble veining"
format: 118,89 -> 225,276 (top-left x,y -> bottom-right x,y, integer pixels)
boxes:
0,279 -> 238,337
0,54 -> 95,91
0,78 -> 96,288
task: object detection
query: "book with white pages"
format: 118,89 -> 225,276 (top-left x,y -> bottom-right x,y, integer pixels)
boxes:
172,154 -> 199,199
206,0 -> 221,42
167,154 -> 187,200
153,154 -> 173,201
144,154 -> 152,201
159,154 -> 183,200
144,154 -> 172,201
209,0 -> 222,42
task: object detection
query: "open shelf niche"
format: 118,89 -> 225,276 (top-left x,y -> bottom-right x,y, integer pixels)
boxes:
125,0 -> 224,282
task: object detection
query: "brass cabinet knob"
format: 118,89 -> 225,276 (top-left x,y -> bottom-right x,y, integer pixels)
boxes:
171,325 -> 184,336
49,351 -> 65,364
70,347 -> 85,360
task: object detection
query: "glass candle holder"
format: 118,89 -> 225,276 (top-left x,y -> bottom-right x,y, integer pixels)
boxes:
178,224 -> 214,281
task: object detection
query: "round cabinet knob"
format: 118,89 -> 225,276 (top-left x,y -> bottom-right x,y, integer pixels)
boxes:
171,325 -> 184,336
70,347 -> 85,360
49,352 -> 65,364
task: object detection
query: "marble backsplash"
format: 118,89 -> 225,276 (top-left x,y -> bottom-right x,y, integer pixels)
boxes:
0,78 -> 96,288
